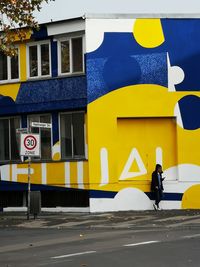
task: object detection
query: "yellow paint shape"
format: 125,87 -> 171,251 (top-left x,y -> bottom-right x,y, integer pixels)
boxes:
0,83 -> 20,101
52,141 -> 61,161
12,29 -> 32,42
182,185 -> 200,209
70,162 -> 78,189
16,163 -> 42,184
46,162 -> 65,186
133,19 -> 164,48
83,162 -> 89,189
52,153 -> 61,161
20,44 -> 27,81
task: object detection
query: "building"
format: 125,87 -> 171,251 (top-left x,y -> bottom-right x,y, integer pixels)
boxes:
0,14 -> 200,212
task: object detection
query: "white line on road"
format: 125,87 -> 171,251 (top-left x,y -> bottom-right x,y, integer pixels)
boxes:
183,234 -> 200,239
51,251 -> 96,259
124,241 -> 159,247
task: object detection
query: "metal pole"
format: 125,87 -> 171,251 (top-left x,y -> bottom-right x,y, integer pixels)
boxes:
27,123 -> 31,220
27,156 -> 31,220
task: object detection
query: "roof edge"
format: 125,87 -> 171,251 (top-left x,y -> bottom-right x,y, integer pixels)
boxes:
40,16 -> 85,26
84,13 -> 200,19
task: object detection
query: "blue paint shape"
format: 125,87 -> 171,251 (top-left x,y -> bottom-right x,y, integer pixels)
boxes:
0,95 -> 17,115
51,40 -> 58,77
161,19 -> 200,91
146,192 -> 183,201
178,95 -> 200,130
90,189 -> 183,201
90,190 -> 117,199
0,180 -> 88,192
31,25 -> 48,40
52,112 -> 59,144
103,55 -> 141,91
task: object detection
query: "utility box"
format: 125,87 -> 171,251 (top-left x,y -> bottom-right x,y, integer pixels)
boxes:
30,191 -> 41,218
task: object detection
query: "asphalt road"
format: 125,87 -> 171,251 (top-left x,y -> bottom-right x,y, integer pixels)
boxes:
1,227 -> 200,266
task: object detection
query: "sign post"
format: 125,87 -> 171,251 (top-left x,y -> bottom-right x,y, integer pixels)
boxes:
17,123 -> 50,220
27,156 -> 31,220
20,133 -> 40,220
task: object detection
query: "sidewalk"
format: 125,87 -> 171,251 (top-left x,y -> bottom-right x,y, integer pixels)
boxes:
1,210 -> 200,230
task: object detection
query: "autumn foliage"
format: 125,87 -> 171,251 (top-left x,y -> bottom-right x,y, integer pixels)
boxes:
0,0 -> 52,56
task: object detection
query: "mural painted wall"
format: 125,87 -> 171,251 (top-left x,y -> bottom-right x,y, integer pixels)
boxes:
86,17 -> 200,211
1,18 -> 200,211
0,26 -> 89,195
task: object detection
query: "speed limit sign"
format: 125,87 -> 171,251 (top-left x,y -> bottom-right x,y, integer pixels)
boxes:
20,134 -> 40,156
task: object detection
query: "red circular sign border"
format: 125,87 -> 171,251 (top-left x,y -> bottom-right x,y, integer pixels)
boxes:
24,135 -> 37,150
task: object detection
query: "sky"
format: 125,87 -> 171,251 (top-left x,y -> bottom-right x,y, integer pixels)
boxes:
35,0 -> 200,23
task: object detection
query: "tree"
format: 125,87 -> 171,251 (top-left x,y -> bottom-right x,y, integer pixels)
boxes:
0,0 -> 53,56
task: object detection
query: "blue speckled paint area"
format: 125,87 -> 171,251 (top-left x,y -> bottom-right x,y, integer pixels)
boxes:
15,76 -> 87,113
0,76 -> 87,115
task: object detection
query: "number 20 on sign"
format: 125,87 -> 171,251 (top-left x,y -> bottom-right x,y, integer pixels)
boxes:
20,134 -> 40,157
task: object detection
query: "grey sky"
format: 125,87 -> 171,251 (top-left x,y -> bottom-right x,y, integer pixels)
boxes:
35,0 -> 200,23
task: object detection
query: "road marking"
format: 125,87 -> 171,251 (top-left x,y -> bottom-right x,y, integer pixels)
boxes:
124,241 -> 159,247
51,251 -> 96,259
183,234 -> 200,239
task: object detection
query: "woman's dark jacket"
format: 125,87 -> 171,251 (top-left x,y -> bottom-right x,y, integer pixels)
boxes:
151,171 -> 164,191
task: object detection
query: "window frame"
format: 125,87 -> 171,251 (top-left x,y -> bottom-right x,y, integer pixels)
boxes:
0,116 -> 21,162
57,34 -> 85,76
26,40 -> 52,79
0,46 -> 20,84
27,113 -> 53,161
59,111 -> 86,160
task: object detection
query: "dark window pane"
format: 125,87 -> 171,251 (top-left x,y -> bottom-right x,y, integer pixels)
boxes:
10,118 -> 20,160
60,114 -> 72,158
0,119 -> 9,160
72,113 -> 85,157
40,115 -> 51,159
72,38 -> 83,72
61,41 -> 70,73
11,53 -> 19,79
41,129 -> 51,160
29,46 -> 38,77
0,53 -> 8,80
41,44 -> 50,76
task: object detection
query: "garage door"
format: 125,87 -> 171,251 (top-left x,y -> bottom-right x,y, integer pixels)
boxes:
117,117 -> 177,181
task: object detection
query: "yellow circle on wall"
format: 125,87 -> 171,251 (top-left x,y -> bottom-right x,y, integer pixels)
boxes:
133,18 -> 165,48
182,185 -> 200,209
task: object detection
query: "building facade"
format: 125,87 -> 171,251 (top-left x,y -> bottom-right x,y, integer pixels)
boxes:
0,15 -> 200,211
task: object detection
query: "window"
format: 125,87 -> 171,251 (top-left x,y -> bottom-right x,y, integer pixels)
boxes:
28,114 -> 52,160
58,36 -> 84,75
0,117 -> 20,161
0,48 -> 19,82
27,41 -> 51,78
60,112 -> 85,159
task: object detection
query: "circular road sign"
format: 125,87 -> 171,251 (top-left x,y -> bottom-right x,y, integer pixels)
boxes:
24,135 -> 37,150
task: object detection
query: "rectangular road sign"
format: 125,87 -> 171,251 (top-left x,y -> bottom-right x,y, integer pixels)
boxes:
31,122 -> 52,128
16,128 -> 28,134
20,134 -> 40,157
